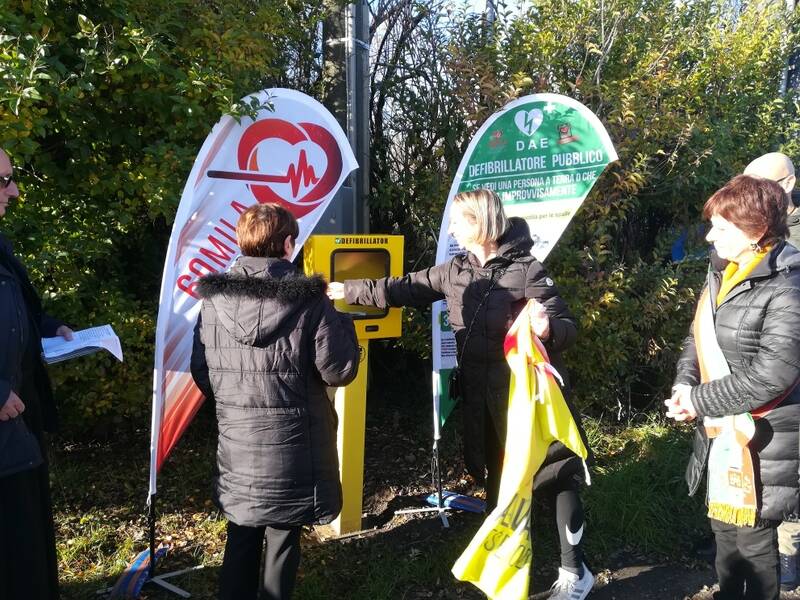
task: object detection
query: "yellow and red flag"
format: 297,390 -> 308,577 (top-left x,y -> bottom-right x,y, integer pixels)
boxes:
452,300 -> 589,600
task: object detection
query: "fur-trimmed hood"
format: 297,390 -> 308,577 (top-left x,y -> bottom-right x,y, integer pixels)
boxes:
197,256 -> 326,346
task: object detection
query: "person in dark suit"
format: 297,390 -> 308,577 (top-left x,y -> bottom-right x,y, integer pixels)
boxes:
0,148 -> 73,600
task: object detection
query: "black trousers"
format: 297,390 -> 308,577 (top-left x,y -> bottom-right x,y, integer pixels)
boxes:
485,411 -> 504,513
540,478 -> 585,571
218,521 -> 302,600
0,465 -> 60,600
711,518 -> 779,600
484,410 -> 586,571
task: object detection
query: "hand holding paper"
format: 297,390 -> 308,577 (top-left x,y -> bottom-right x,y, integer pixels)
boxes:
55,325 -> 74,341
41,324 -> 123,364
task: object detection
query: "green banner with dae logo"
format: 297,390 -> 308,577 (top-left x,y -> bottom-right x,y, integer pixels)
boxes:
431,94 -> 617,432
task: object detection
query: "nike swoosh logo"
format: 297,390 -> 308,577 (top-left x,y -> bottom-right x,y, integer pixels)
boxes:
565,523 -> 584,546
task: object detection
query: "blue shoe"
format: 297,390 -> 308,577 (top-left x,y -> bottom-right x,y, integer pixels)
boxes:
780,553 -> 798,591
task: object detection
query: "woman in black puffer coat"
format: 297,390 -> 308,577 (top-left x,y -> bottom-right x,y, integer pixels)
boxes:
328,189 -> 594,599
191,203 -> 359,600
667,175 -> 800,600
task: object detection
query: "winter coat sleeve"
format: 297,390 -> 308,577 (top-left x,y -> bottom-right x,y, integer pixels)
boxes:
0,235 -> 64,337
524,260 -> 577,353
0,379 -> 9,408
0,273 -> 17,407
343,262 -> 449,309
190,312 -> 213,401
691,286 -> 800,418
673,328 -> 701,388
313,298 -> 360,387
39,314 -> 65,338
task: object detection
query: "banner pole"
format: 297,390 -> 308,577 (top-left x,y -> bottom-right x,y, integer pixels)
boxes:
432,405 -> 448,527
434,440 -> 444,511
433,405 -> 444,512
148,495 -> 157,579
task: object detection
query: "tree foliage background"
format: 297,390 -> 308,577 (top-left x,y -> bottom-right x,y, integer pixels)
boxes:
0,0 -> 326,427
368,0 -> 800,416
1,0 -> 799,429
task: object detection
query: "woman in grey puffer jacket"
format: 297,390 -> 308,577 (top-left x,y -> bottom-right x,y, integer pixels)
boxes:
191,203 -> 359,600
667,175 -> 800,600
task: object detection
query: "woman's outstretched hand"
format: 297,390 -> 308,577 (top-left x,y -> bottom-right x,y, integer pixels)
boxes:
327,282 -> 344,300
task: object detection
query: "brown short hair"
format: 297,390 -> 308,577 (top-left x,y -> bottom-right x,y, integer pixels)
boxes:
236,203 -> 299,258
703,175 -> 789,246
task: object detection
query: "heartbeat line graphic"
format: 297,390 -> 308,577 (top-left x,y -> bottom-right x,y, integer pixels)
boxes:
208,150 -> 320,198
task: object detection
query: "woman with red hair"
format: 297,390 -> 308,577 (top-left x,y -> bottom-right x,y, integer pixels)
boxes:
667,175 -> 800,599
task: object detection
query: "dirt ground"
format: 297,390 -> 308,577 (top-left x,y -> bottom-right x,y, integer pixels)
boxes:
552,564 -> 800,599
354,371 -> 800,600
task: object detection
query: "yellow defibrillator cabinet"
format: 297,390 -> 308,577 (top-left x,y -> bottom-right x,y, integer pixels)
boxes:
304,234 -> 404,535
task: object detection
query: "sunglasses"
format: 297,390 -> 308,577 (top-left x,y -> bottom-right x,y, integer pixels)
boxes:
0,174 -> 13,189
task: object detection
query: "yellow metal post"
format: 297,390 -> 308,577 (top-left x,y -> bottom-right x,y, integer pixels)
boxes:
331,341 -> 369,535
303,234 -> 403,536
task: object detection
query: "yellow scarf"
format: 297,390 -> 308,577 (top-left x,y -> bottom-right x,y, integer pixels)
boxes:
699,249 -> 768,527
715,249 -> 769,306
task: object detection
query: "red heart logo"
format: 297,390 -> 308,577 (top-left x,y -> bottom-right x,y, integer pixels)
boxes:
236,119 -> 344,217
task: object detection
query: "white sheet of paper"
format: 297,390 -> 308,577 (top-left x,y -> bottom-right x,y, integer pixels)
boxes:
41,324 -> 123,363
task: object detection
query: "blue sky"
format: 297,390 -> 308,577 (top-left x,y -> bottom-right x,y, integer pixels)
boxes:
466,0 -> 525,17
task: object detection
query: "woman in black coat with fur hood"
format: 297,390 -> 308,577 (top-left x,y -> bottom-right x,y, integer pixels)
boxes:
191,203 -> 359,600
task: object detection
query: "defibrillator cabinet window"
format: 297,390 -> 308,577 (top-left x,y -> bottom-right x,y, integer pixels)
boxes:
331,250 -> 390,319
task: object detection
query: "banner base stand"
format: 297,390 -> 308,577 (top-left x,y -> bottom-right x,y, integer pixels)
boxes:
146,565 -> 204,598
394,505 -> 450,528
96,566 -> 203,599
97,494 -> 203,598
392,440 -> 450,528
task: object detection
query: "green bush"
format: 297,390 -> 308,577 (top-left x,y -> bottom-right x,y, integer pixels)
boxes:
556,253 -> 708,413
0,0 -> 324,428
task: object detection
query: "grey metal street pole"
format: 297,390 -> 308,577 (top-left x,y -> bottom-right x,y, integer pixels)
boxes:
322,1 -> 370,235
352,0 -> 371,234
781,0 -> 798,95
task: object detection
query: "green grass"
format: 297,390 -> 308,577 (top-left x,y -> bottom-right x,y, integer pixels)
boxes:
51,406 -> 707,599
582,416 -> 707,558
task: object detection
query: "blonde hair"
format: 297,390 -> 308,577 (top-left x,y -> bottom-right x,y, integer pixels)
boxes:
452,189 -> 509,244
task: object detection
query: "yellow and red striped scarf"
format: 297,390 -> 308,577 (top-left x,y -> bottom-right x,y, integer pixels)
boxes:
695,251 -> 767,526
